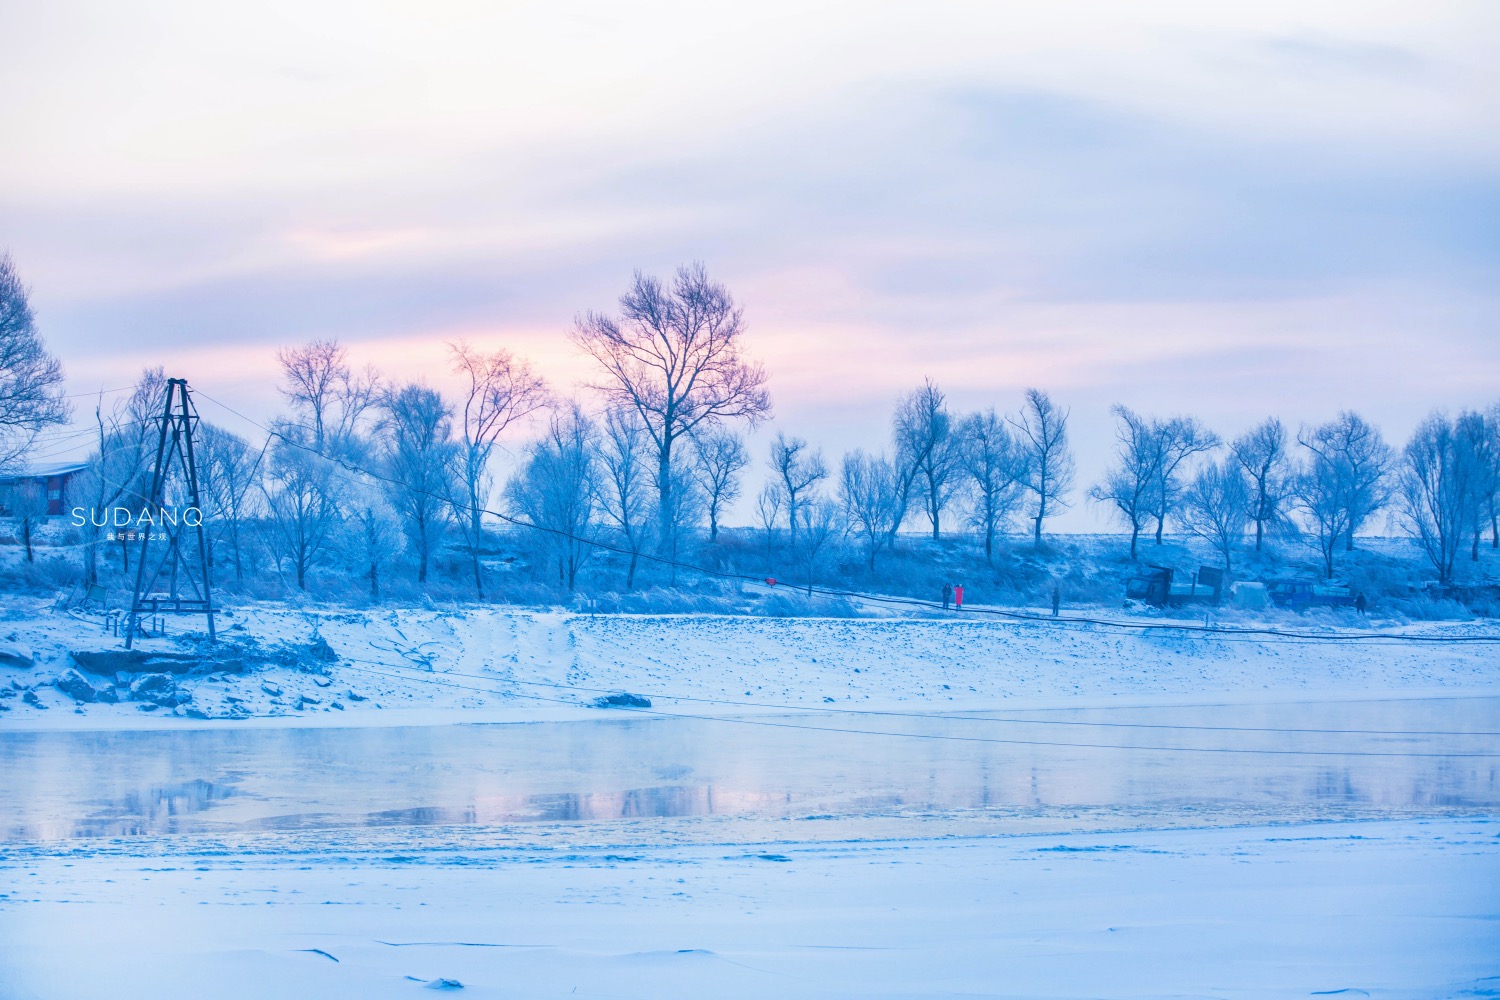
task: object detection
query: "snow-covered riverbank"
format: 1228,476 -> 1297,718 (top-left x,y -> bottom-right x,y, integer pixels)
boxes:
2,599 -> 1498,731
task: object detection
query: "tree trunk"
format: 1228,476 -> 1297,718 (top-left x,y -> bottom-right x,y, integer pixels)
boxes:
1254,516 -> 1264,552
708,509 -> 719,543
626,551 -> 638,590
22,519 -> 34,563
1129,524 -> 1139,561
369,560 -> 380,600
471,549 -> 484,599
1154,516 -> 1165,545
655,439 -> 675,555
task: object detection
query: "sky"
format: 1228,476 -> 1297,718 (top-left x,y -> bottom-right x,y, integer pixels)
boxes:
2,0 -> 1497,530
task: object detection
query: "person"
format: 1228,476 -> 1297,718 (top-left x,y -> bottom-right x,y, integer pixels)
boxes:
954,584 -> 964,610
1355,592 -> 1367,615
942,583 -> 953,610
1051,583 -> 1061,617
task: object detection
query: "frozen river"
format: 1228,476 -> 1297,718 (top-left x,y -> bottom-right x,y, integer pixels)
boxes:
2,696 -> 1497,842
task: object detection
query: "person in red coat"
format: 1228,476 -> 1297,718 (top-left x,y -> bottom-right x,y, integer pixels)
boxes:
954,584 -> 964,610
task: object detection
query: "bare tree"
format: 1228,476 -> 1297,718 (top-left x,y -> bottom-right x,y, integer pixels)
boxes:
657,446 -> 704,577
1089,406 -> 1164,561
1290,452 -> 1353,581
12,478 -> 47,563
260,426 -> 342,590
754,482 -> 782,570
691,428 -> 748,543
449,343 -> 548,537
1298,412 -> 1393,552
1230,418 -> 1291,552
768,433 -> 827,551
894,379 -> 960,539
1010,389 -> 1074,544
197,422 -> 261,585
1399,411 -> 1487,584
0,253 -> 68,471
378,384 -> 457,585
599,406 -> 653,589
572,263 -> 771,556
74,369 -> 166,584
840,449 -> 907,570
1149,416 -> 1219,544
957,409 -> 1027,561
343,471 -> 398,601
1179,460 -> 1249,575
794,497 -> 843,595
505,403 -> 600,591
1462,406 -> 1499,559
276,339 -> 378,455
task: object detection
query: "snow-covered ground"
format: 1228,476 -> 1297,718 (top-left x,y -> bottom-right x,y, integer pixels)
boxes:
2,817 -> 1496,999
2,597 -> 1497,998
3,599 -> 1498,729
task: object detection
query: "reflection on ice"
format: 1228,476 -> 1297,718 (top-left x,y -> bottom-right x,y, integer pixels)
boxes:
1,697 -> 1496,841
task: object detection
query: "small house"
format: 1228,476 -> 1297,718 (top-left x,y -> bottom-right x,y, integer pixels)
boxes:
0,461 -> 90,517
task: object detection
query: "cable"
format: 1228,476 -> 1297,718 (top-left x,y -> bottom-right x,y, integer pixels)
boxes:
191,387 -> 1500,648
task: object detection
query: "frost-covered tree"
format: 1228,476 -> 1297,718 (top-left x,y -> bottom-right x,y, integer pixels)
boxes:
506,404 -> 600,591
768,432 -> 827,551
794,497 -> 843,595
754,482 -> 783,569
894,379 -> 960,539
1149,416 -> 1219,544
378,384 -> 458,585
12,478 -> 46,563
74,369 -> 166,583
573,263 -> 771,557
1090,406 -> 1164,561
1230,417 -> 1292,552
1179,460 -> 1249,576
839,449 -> 907,570
1290,453 -> 1353,581
1298,412 -> 1394,552
449,342 -> 548,540
0,253 -> 68,471
691,428 -> 748,544
1010,388 -> 1074,544
197,422 -> 261,585
1399,411 -> 1486,583
957,409 -> 1027,561
261,426 -> 342,590
275,339 -> 377,456
1462,406 -> 1499,559
599,406 -> 653,589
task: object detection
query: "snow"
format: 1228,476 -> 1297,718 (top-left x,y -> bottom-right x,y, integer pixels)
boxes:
1,818 -> 1496,998
2,596 -> 1497,996
2,599 -> 1497,730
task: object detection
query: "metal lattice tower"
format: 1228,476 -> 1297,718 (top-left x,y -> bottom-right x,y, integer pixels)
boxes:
124,377 -> 216,648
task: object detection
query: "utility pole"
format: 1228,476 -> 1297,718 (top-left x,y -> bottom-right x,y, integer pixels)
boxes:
125,378 -> 216,648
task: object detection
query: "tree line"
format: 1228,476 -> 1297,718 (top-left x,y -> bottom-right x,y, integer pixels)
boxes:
3,257 -> 1499,596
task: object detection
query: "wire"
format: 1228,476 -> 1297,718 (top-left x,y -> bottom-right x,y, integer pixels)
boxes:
190,387 -> 1500,649
57,384 -> 141,400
